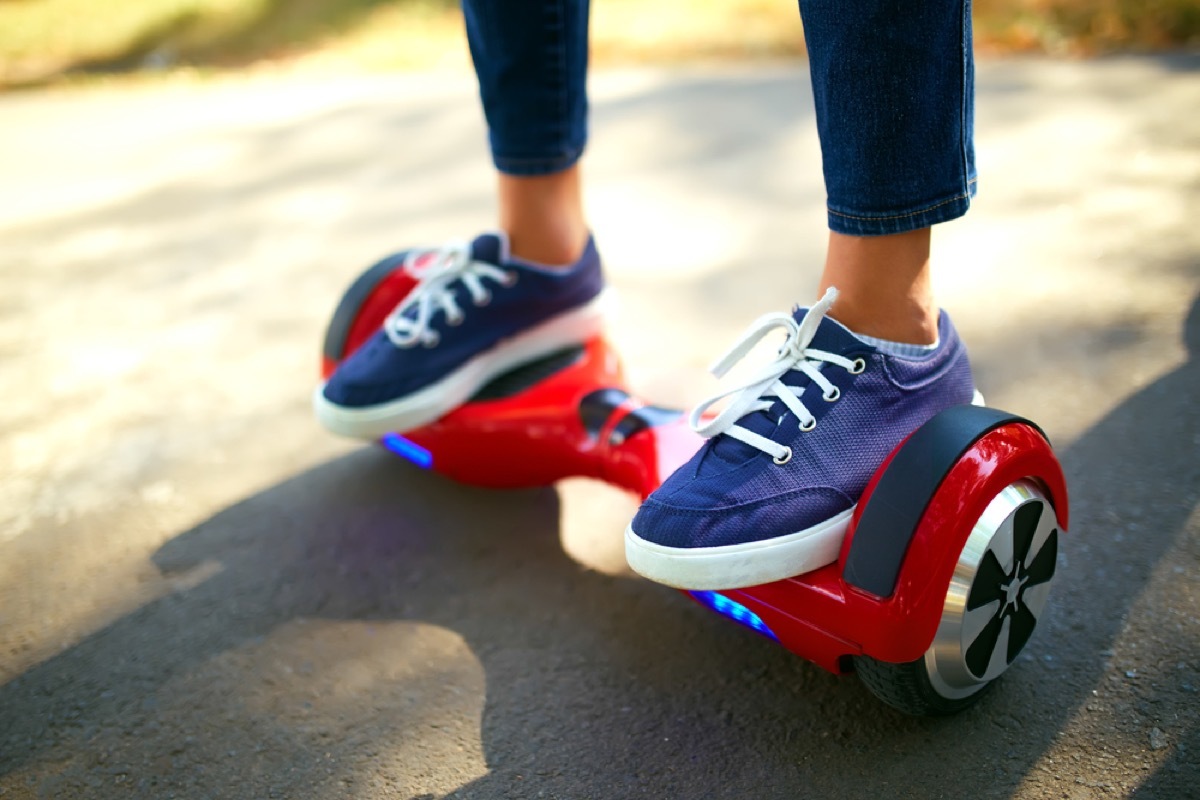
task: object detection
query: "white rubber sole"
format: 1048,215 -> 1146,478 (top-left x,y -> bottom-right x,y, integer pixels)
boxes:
624,508 -> 854,590
314,293 -> 608,439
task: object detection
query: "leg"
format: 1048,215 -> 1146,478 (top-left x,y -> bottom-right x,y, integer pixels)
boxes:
465,0 -> 591,265
801,0 -> 975,345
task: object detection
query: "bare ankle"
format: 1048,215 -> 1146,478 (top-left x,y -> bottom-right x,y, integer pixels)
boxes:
498,166 -> 589,266
818,229 -> 939,345
827,294 -> 938,345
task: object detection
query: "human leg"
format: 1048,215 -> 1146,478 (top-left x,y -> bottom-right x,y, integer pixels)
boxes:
801,0 -> 976,238
465,0 -> 592,265
802,0 -> 975,344
626,0 -> 979,589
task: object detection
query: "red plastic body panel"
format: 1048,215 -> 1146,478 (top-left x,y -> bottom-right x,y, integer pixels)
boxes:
399,338 -> 705,495
847,423 -> 1068,663
322,266 -> 1070,675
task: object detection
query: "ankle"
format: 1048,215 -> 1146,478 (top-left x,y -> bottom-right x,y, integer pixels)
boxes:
498,167 -> 589,266
506,221 -> 590,267
818,229 -> 939,345
828,294 -> 939,345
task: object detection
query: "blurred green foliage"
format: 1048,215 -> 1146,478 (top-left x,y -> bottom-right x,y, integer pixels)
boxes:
0,0 -> 460,85
1,0 -> 1196,88
976,0 -> 1200,54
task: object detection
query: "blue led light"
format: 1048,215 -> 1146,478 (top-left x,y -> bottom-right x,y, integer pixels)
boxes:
380,433 -> 434,469
690,591 -> 778,641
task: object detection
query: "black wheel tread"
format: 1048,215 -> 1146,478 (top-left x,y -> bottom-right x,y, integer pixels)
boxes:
854,655 -> 995,716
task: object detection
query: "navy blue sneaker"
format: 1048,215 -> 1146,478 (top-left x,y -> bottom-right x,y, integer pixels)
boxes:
315,232 -> 607,438
625,289 -> 977,590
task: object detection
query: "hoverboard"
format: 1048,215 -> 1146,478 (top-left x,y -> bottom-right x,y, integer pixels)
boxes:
319,255 -> 1069,715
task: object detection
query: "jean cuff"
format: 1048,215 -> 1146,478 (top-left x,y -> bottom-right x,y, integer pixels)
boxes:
827,178 -> 978,236
492,145 -> 586,177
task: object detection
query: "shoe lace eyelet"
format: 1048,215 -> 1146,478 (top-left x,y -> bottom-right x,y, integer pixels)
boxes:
422,333 -> 440,348
823,386 -> 840,402
447,314 -> 464,327
850,357 -> 867,375
799,418 -> 817,432
474,293 -> 492,307
773,447 -> 793,465
502,270 -> 518,287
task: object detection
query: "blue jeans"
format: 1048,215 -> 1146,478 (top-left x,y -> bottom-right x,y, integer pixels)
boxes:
463,0 -> 976,236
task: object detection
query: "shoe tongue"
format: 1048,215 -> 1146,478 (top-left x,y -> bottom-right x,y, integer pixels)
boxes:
470,232 -> 510,266
800,305 -> 866,354
700,309 -> 870,470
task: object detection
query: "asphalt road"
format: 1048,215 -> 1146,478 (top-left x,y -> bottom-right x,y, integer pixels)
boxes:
1,56 -> 1198,799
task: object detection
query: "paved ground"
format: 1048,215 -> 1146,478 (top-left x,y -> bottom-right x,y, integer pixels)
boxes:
1,56 -> 1198,799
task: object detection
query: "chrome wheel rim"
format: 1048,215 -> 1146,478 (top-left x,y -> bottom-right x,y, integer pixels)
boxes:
924,480 -> 1060,700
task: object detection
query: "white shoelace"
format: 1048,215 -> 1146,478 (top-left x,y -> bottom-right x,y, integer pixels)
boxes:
384,241 -> 516,348
688,288 -> 863,464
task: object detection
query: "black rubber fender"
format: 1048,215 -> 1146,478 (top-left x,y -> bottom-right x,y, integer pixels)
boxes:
843,405 -> 1046,598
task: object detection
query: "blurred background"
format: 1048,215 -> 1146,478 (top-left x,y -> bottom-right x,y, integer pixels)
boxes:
2,0 -> 1199,89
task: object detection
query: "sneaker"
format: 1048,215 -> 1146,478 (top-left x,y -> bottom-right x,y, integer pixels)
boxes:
625,288 -> 977,590
315,232 -> 607,438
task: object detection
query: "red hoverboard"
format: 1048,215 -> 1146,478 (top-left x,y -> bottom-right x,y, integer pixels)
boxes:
321,256 -> 1070,716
